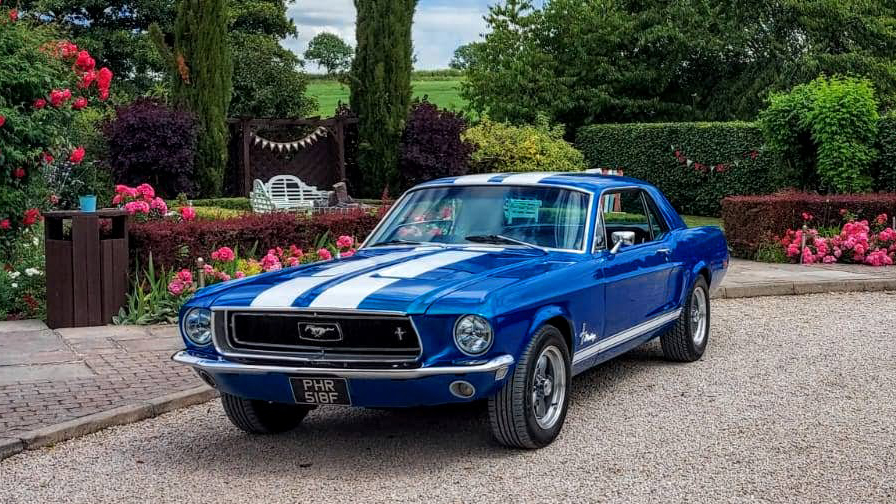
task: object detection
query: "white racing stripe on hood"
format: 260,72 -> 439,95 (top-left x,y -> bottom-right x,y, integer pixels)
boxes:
308,250 -> 484,309
249,252 -> 413,307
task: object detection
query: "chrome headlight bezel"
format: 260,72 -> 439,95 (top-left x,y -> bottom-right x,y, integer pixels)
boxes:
182,308 -> 213,346
453,314 -> 494,356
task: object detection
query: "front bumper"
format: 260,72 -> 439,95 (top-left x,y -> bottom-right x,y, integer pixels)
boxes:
172,351 -> 515,407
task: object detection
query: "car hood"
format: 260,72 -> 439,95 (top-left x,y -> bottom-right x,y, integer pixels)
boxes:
193,246 -> 564,314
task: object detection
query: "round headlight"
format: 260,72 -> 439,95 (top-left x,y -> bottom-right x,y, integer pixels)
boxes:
183,308 -> 212,346
453,315 -> 493,356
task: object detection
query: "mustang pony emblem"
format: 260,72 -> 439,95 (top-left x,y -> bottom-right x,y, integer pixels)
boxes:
298,322 -> 343,342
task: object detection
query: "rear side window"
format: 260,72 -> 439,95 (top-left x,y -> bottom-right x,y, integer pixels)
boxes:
643,193 -> 669,240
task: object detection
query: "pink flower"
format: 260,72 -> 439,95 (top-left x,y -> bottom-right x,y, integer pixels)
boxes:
317,248 -> 333,261
0,115 -> 5,127
341,249 -> 356,258
69,146 -> 85,164
34,98 -> 47,109
203,264 -> 215,275
336,235 -> 354,249
9,9 -> 18,22
261,253 -> 282,272
150,197 -> 167,214
180,206 -> 196,221
802,212 -> 813,221
123,201 -> 150,215
786,243 -> 800,258
0,219 -> 10,230
176,269 -> 193,283
210,247 -> 235,262
822,255 -> 837,264
288,245 -> 303,258
234,271 -> 246,279
287,257 -> 300,267
136,183 -> 155,199
854,244 -> 866,257
79,71 -> 96,89
168,280 -> 185,296
217,272 -> 231,282
876,214 -> 888,226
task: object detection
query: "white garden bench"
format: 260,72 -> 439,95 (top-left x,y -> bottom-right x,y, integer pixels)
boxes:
249,176 -> 331,213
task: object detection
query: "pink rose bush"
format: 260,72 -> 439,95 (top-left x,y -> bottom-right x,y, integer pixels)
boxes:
780,212 -> 896,266
113,183 -> 168,221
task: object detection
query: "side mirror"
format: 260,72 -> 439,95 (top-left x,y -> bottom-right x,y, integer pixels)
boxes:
609,231 -> 635,254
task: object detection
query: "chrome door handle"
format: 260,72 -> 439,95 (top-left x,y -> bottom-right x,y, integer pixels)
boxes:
657,248 -> 671,254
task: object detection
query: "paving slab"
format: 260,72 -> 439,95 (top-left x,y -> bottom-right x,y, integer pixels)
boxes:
0,320 -> 48,333
0,363 -> 94,385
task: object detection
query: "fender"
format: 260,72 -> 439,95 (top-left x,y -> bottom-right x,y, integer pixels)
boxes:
526,304 -> 575,353
674,260 -> 710,308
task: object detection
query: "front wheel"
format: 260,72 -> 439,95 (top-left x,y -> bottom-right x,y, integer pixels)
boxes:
488,325 -> 571,449
661,275 -> 710,362
221,393 -> 314,434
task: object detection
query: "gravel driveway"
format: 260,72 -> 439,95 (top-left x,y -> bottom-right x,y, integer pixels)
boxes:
1,292 -> 894,503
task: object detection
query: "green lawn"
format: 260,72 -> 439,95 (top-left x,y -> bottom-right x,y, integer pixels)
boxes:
682,215 -> 722,229
307,78 -> 467,117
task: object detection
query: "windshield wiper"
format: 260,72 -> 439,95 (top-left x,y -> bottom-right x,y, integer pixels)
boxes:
465,235 -> 546,253
369,239 -> 423,247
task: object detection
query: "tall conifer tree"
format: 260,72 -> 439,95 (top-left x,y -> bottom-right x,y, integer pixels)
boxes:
163,0 -> 233,196
350,0 -> 417,193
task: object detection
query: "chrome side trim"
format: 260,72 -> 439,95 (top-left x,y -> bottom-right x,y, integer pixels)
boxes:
172,351 -> 515,380
572,309 -> 681,364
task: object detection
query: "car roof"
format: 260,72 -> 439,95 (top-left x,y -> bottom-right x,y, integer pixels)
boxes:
415,172 -> 649,194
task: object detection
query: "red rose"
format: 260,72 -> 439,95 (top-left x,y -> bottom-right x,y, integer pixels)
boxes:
0,219 -> 10,230
97,67 -> 113,90
0,114 -> 5,127
79,70 -> 96,89
75,50 -> 95,71
71,97 -> 89,110
41,152 -> 54,164
49,89 -> 66,107
34,98 -> 47,109
9,9 -> 17,22
13,168 -> 25,179
60,41 -> 79,59
69,146 -> 86,164
99,88 -> 109,101
22,208 -> 41,227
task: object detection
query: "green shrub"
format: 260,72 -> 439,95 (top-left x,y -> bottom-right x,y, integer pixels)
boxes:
760,76 -> 879,193
464,117 -> 585,174
874,114 -> 896,191
187,197 -> 251,211
576,122 -> 786,216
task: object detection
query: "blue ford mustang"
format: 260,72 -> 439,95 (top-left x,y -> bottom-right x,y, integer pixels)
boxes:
174,172 -> 728,448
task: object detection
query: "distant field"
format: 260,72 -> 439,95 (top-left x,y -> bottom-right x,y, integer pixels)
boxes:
307,79 -> 467,117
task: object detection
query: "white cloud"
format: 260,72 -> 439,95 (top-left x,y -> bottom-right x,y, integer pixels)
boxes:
285,1 -> 487,71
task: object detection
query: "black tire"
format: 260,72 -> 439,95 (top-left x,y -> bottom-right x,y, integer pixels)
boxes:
488,325 -> 571,449
661,275 -> 710,362
221,393 -> 313,434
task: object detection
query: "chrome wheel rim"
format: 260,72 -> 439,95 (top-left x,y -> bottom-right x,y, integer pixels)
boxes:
690,286 -> 708,347
532,345 -> 566,430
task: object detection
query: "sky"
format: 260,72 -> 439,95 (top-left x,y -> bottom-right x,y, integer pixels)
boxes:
284,0 -> 495,72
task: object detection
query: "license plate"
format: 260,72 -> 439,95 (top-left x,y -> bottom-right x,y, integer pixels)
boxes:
290,377 -> 351,405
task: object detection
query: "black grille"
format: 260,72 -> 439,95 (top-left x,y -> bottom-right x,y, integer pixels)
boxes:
222,311 -> 421,360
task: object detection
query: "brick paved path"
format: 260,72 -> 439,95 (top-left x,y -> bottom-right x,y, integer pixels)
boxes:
0,321 -> 199,438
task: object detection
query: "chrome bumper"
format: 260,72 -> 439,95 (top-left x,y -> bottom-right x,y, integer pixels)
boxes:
172,351 -> 515,380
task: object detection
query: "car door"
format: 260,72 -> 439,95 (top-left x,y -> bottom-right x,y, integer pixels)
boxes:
599,188 -> 676,339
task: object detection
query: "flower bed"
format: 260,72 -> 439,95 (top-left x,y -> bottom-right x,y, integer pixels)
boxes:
721,192 -> 896,258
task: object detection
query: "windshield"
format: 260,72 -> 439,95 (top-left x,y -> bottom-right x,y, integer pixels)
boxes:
366,185 -> 591,251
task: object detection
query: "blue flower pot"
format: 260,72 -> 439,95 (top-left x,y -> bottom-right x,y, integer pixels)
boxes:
79,195 -> 97,213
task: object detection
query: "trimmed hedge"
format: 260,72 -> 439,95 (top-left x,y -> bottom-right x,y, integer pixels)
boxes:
576,122 -> 789,216
189,197 -> 251,211
721,192 -> 896,258
875,115 -> 896,192
130,209 -> 384,270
